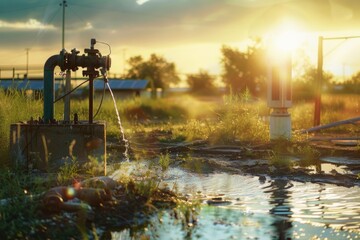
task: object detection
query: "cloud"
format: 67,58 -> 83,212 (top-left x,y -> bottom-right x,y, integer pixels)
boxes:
0,18 -> 56,30
83,22 -> 93,30
136,0 -> 151,5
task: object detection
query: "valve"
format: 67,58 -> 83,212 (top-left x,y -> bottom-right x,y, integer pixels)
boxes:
57,38 -> 111,77
43,38 -> 111,123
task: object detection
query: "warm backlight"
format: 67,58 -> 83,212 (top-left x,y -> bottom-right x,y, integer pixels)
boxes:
269,22 -> 305,54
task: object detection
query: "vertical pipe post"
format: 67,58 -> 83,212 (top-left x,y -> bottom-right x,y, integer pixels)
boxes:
314,36 -> 323,126
61,0 -> 67,50
44,55 -> 60,123
89,76 -> 94,124
64,69 -> 71,122
25,48 -> 29,78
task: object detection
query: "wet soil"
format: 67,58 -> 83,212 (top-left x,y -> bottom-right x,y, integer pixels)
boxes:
125,130 -> 360,188
6,131 -> 359,239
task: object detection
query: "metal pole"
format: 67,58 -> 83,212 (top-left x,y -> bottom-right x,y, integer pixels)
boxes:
89,76 -> 94,124
61,0 -> 67,50
64,70 -> 71,122
123,48 -> 127,77
313,35 -> 360,127
314,36 -> 323,126
25,48 -> 29,78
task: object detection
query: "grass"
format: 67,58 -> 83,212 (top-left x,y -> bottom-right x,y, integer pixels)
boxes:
2,87 -> 360,168
291,93 -> 360,132
1,88 -> 359,164
159,152 -> 171,172
167,91 -> 269,144
1,88 -> 360,238
0,89 -> 42,165
0,156 -> 196,238
0,168 -> 47,239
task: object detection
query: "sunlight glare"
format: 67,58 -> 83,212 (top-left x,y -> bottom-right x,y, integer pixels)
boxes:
269,22 -> 305,53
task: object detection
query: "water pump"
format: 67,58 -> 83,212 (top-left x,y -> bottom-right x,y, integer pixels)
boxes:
44,38 -> 111,123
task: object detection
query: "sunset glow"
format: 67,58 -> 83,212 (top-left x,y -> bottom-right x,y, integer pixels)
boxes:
268,22 -> 306,53
1,1 -> 360,78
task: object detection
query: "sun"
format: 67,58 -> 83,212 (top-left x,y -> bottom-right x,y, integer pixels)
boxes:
268,21 -> 305,53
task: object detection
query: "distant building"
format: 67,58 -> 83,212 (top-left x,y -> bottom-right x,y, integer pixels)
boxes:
93,79 -> 150,99
0,79 -> 61,98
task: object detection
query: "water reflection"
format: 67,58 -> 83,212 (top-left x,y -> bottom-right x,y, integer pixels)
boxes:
109,167 -> 360,239
264,179 -> 293,239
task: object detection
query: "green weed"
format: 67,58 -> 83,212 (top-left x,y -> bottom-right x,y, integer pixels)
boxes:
0,168 -> 43,239
56,157 -> 80,185
268,152 -> 293,170
159,153 -> 171,172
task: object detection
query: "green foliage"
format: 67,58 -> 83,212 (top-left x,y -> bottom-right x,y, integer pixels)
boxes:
211,90 -> 269,143
83,156 -> 105,177
340,71 -> 360,94
0,88 -> 42,165
268,152 -> 293,170
56,157 -> 79,185
268,139 -> 294,170
125,169 -> 160,202
186,69 -> 217,95
125,54 -> 180,97
221,39 -> 267,96
159,153 -> 171,172
292,66 -> 333,101
0,169 -> 43,239
174,90 -> 269,144
290,102 -> 314,130
296,144 -> 321,166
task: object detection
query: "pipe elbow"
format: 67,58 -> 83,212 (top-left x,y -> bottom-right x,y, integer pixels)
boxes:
44,55 -> 60,71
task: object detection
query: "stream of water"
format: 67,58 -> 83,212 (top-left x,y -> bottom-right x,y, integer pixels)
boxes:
106,82 -> 130,161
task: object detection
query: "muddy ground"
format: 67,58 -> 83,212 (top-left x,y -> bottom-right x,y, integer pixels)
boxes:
5,131 -> 359,239
116,130 -> 360,188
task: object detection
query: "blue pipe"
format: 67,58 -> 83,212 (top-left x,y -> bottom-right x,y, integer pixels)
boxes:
44,55 -> 60,123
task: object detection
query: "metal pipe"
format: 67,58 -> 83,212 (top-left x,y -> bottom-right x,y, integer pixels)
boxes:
64,70 -> 71,122
89,77 -> 94,123
44,55 -> 60,123
314,36 -> 323,126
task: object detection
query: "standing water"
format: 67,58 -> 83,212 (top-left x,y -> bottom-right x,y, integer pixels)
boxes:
106,82 -> 130,161
109,163 -> 360,239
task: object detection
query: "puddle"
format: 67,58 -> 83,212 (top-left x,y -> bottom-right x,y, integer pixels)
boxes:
321,156 -> 360,166
304,163 -> 350,175
109,166 -> 360,239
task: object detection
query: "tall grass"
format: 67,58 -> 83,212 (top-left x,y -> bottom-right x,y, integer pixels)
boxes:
172,90 -> 270,144
70,96 -> 190,138
291,93 -> 360,132
0,89 -> 42,165
1,89 -> 360,166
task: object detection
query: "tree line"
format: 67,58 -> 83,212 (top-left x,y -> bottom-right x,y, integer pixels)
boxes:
123,39 -> 360,98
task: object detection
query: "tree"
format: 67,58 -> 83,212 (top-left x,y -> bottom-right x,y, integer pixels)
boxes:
125,54 -> 180,98
186,70 -> 217,95
342,72 -> 360,93
220,39 -> 266,96
293,65 -> 333,100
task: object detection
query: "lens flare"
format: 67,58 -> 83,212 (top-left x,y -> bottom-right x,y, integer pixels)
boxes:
66,187 -> 76,199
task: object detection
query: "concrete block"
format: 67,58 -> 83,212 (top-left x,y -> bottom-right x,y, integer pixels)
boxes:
9,122 -> 106,174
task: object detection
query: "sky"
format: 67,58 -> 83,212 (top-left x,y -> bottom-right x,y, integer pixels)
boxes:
1,0 -> 360,81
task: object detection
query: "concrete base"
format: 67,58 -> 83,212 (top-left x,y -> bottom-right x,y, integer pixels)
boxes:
9,122 -> 106,174
270,111 -> 291,140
